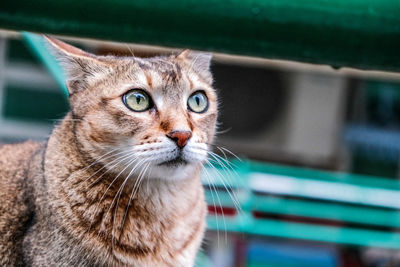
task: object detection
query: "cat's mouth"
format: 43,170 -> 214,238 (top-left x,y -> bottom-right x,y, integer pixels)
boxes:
158,156 -> 188,167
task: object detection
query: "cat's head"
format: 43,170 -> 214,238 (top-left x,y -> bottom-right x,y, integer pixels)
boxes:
46,36 -> 217,181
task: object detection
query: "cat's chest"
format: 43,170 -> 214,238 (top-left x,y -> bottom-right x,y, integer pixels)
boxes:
54,182 -> 206,266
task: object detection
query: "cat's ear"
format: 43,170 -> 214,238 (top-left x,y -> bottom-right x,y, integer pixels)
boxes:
44,35 -> 109,95
177,50 -> 212,73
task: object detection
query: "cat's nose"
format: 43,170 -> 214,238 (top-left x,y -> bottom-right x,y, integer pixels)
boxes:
167,130 -> 192,148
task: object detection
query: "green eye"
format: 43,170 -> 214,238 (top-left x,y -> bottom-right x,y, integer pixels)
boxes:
187,91 -> 208,113
123,89 -> 153,112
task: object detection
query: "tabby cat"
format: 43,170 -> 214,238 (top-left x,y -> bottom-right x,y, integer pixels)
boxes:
0,36 -> 217,266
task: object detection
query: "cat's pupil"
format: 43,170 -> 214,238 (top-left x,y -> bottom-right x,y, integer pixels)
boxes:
187,91 -> 208,113
123,89 -> 151,112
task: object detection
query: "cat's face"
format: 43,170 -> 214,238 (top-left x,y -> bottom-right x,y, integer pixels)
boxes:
47,37 -> 217,181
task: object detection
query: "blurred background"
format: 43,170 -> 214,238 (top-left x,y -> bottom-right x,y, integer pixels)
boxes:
1,30 -> 400,266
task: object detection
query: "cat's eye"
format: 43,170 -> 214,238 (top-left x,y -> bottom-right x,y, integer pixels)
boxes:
187,91 -> 208,113
123,89 -> 153,112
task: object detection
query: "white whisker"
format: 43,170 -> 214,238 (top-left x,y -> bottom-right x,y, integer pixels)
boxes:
84,151 -> 136,190
88,154 -> 138,231
203,163 -> 227,245
100,158 -> 148,239
216,146 -> 242,162
118,161 -> 151,244
206,154 -> 242,215
112,160 -> 149,248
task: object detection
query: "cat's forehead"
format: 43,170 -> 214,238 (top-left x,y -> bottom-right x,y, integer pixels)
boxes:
138,57 -> 184,88
117,56 -> 207,95
139,56 -> 180,73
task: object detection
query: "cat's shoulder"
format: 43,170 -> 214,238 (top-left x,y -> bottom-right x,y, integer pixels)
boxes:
0,140 -> 43,266
0,140 -> 43,162
0,139 -> 44,210
0,140 -> 44,177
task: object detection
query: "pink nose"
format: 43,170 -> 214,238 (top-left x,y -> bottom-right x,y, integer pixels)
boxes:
167,131 -> 192,148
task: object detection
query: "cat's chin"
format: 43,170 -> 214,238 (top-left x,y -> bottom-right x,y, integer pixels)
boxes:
146,162 -> 201,181
157,157 -> 188,167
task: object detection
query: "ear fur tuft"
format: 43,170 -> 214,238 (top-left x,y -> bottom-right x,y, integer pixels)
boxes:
44,35 -> 106,95
177,49 -> 213,74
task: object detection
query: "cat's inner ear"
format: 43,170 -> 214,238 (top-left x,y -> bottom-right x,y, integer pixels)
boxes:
177,49 -> 213,74
44,35 -> 110,95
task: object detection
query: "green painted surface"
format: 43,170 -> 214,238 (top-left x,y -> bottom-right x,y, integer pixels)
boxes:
3,85 -> 68,122
252,196 -> 400,228
203,160 -> 400,249
8,38 -> 40,64
0,1 -> 399,71
249,160 -> 400,190
206,216 -> 400,249
22,32 -> 68,96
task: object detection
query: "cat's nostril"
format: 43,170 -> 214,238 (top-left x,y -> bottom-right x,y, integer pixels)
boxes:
167,131 -> 192,148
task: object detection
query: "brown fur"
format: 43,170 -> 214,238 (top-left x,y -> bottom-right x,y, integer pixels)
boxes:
0,37 -> 217,266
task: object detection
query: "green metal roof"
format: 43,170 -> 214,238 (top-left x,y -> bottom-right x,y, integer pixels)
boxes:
1,0 -> 400,71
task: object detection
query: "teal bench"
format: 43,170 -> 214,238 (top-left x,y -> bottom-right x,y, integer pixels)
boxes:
203,160 -> 400,249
